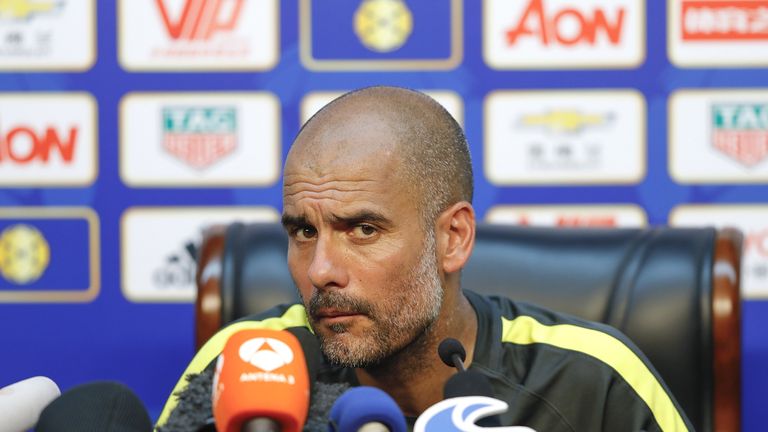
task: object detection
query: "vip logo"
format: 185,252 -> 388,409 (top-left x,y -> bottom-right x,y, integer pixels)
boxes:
354,0 -> 413,52
506,0 -> 626,47
154,0 -> 244,41
162,106 -> 237,169
0,0 -> 62,21
0,122 -> 78,164
682,0 -> 768,41
238,337 -> 294,372
0,224 -> 50,285
711,103 -> 768,167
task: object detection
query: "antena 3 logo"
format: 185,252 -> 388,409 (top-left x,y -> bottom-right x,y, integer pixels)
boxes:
118,0 -> 279,70
0,93 -> 97,186
238,337 -> 298,385
483,0 -> 645,69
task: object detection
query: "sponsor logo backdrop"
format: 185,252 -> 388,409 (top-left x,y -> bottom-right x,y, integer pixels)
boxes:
0,1 -> 766,429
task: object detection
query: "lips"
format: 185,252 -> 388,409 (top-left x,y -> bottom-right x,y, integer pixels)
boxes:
313,309 -> 367,326
316,309 -> 361,319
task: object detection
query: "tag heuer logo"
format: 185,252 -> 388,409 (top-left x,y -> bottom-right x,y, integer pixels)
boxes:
162,107 -> 237,169
712,104 -> 768,167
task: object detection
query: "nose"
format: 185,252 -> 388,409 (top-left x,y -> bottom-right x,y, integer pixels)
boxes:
307,235 -> 349,291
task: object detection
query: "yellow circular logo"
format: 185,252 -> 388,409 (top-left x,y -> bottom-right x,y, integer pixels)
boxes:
0,224 -> 50,284
354,0 -> 413,53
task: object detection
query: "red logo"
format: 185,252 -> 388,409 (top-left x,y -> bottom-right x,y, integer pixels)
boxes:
162,107 -> 237,169
155,0 -> 245,40
682,0 -> 768,41
0,124 -> 78,164
506,0 -> 626,46
555,215 -> 617,227
514,214 -> 618,227
746,228 -> 768,258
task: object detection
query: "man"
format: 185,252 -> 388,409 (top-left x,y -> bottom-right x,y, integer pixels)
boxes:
157,87 -> 692,431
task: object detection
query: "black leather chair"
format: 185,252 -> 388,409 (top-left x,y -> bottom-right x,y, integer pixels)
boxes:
194,223 -> 742,432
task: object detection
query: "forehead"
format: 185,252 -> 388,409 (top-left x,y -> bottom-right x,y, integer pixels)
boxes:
286,105 -> 407,183
284,127 -> 404,210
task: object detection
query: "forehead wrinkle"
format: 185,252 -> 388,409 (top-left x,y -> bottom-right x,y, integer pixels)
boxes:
283,174 -> 383,198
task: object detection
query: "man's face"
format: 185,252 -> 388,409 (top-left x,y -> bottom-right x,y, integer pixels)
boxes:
282,126 -> 444,368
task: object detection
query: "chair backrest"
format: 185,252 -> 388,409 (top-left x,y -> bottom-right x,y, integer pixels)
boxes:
195,222 -> 742,432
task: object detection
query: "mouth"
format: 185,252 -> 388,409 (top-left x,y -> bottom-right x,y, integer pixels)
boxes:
314,309 -> 365,324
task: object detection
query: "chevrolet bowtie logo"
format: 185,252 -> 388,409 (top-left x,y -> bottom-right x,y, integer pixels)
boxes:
519,110 -> 611,134
0,0 -> 60,21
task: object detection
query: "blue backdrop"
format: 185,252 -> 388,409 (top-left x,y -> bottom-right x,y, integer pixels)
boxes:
0,1 -> 766,429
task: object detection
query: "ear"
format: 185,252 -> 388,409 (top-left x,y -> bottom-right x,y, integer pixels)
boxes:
436,202 -> 476,274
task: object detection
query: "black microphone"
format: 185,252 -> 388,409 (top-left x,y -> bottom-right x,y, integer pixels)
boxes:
36,381 -> 152,432
438,338 -> 467,372
437,338 -> 500,427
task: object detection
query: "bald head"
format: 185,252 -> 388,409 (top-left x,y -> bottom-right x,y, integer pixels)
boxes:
286,86 -> 473,226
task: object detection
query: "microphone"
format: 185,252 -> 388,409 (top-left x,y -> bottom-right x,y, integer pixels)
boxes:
438,338 -> 499,427
438,338 -> 467,372
428,339 -> 534,430
328,386 -> 407,432
212,328 -> 311,432
36,381 -> 152,432
0,376 -> 60,432
414,396 -> 535,432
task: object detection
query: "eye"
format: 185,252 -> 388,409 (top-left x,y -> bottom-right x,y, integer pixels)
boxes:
352,224 -> 377,238
293,226 -> 317,242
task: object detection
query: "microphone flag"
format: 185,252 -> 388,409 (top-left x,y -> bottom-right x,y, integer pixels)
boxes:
212,328 -> 310,432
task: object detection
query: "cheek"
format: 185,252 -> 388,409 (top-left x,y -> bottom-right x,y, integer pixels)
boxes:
287,247 -> 313,296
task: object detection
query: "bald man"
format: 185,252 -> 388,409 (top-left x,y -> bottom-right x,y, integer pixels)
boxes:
157,87 -> 692,432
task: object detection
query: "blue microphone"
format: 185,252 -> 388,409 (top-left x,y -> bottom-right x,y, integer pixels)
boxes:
328,386 -> 407,432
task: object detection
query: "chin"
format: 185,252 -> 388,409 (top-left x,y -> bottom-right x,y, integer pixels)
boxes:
318,331 -> 388,368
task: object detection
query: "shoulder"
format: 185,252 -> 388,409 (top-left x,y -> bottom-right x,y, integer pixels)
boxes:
475,294 -> 690,432
156,302 -> 309,427
194,302 -> 311,374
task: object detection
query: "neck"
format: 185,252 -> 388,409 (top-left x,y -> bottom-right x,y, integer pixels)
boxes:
354,290 -> 478,417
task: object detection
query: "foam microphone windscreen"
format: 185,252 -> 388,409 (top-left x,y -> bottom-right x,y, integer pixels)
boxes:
36,381 -> 152,432
328,386 -> 407,432
0,376 -> 60,432
437,338 -> 466,371
212,328 -> 311,432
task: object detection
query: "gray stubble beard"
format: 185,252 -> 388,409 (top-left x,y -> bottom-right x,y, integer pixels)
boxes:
308,230 -> 443,369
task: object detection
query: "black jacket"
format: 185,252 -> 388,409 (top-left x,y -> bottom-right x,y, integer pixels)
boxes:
157,290 -> 693,432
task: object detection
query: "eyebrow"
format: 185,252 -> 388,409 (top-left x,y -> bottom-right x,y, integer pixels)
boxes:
329,210 -> 392,228
280,210 -> 393,229
281,214 -> 309,229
